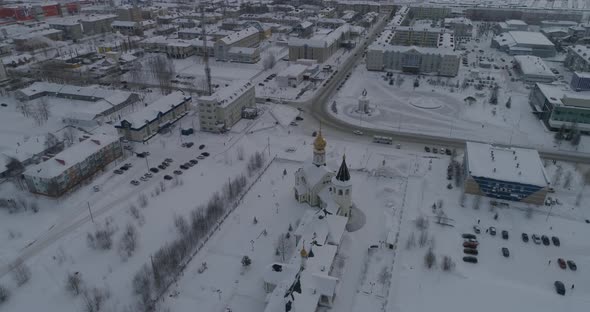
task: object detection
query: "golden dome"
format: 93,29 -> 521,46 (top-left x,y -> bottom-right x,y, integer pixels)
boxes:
314,131 -> 327,150
300,245 -> 308,258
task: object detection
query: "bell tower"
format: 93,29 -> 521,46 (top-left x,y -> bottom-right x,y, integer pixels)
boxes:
332,155 -> 352,217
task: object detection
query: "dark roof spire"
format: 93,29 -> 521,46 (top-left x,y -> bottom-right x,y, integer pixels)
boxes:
335,154 -> 350,182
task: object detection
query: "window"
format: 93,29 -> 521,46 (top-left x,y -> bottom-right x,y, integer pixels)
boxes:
338,190 -> 343,195
345,189 -> 349,195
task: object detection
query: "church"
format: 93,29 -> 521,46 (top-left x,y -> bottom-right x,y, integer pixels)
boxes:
293,130 -> 353,218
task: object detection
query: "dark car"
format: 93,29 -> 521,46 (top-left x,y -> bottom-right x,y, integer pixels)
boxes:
463,241 -> 478,248
173,170 -> 183,175
521,233 -> 529,243
182,142 -> 194,148
445,149 -> 452,156
424,146 -> 430,152
189,159 -> 198,165
165,158 -> 173,163
161,162 -> 168,168
163,175 -> 173,180
149,167 -> 159,173
554,281 -> 565,295
489,227 -> 496,236
185,162 -> 193,167
295,116 -> 304,121
201,152 -> 210,157
541,235 -> 550,246
158,164 -> 166,170
130,180 -> 140,186
136,152 -> 146,158
558,258 -> 566,269
462,233 -> 476,239
532,234 -> 542,244
114,169 -> 124,174
551,236 -> 560,247
180,165 -> 188,170
199,144 -> 205,150
501,247 -> 510,257
463,256 -> 478,263
502,230 -> 509,240
464,248 -> 478,255
120,166 -> 129,171
567,260 -> 577,271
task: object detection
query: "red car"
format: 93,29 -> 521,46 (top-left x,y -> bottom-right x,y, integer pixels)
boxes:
558,258 -> 566,269
463,241 -> 478,248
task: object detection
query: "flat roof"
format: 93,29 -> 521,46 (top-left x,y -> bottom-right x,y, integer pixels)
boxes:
278,64 -> 308,78
199,80 -> 253,108
23,133 -> 120,179
466,142 -> 549,187
514,55 -> 555,78
508,31 -> 554,47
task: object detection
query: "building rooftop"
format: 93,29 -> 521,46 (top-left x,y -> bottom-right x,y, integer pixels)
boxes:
289,24 -> 350,48
507,31 -> 554,47
514,55 -> 555,78
119,91 -> 190,129
218,26 -> 259,46
466,142 -> 549,187
23,133 -> 120,179
199,80 -> 253,108
80,14 -> 117,22
278,64 -> 308,78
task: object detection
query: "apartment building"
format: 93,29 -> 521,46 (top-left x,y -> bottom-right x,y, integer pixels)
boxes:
199,81 -> 256,133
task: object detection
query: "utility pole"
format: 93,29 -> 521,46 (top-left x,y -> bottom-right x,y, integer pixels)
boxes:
267,137 -> 271,157
200,5 -> 212,96
88,202 -> 94,223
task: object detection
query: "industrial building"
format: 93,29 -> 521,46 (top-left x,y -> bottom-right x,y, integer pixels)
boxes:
513,55 -> 556,83
491,31 -> 556,57
115,92 -> 192,142
276,64 -> 309,87
23,134 -> 122,197
199,81 -> 256,133
529,83 -> 590,132
464,142 -> 549,205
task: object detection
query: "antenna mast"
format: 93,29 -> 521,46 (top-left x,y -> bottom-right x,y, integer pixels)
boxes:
200,3 -> 213,96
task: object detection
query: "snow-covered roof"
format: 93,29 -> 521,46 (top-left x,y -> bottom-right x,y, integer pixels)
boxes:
534,83 -> 590,108
503,31 -> 554,47
112,21 -> 138,28
198,80 -> 253,108
218,26 -> 259,46
14,28 -> 62,40
506,19 -> 528,26
278,64 -> 308,78
568,45 -> 590,60
514,55 -> 555,78
18,82 -> 134,107
466,142 -> 549,187
80,14 -> 117,22
369,44 -> 458,56
119,91 -> 190,129
289,24 -> 350,48
23,133 -> 120,179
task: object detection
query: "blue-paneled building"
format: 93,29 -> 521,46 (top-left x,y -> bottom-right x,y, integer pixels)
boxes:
570,71 -> 590,91
464,142 -> 550,205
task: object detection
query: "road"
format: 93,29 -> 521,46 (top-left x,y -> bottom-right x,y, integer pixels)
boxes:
289,15 -> 590,165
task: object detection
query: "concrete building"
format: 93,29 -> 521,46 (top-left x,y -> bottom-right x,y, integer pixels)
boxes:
288,24 -> 353,63
529,83 -> 590,132
199,81 -> 255,133
513,55 -> 556,83
444,17 -> 473,38
409,5 -> 451,20
13,29 -> 63,51
565,45 -> 590,72
277,64 -> 308,87
498,19 -> 528,32
464,142 -> 549,206
226,47 -> 260,63
390,26 -> 454,48
491,31 -> 556,57
367,45 -> 460,77
49,20 -> 83,41
214,27 -> 262,61
116,5 -> 142,22
540,20 -> 578,29
570,72 -> 590,91
293,21 -> 314,38
23,134 -> 122,197
115,92 -> 191,142
81,14 -> 117,35
112,21 -> 142,36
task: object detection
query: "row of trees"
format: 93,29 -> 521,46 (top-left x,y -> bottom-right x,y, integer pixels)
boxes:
554,123 -> 582,147
132,152 -> 267,310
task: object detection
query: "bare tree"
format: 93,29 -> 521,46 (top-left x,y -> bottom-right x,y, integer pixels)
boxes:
424,247 -> 436,269
132,264 -> 153,311
236,145 -> 245,161
418,230 -> 429,248
241,255 -> 252,267
11,260 -> 31,287
414,215 -> 429,230
405,232 -> 416,250
0,284 -> 9,304
275,233 -> 294,262
16,100 -> 32,118
174,214 -> 190,238
44,132 -> 59,151
118,223 -> 138,261
65,272 -> 83,296
473,195 -> 481,210
262,52 -> 276,70
137,194 -> 148,208
146,54 -> 175,95
128,204 -> 145,226
441,255 -> 455,271
62,127 -> 75,147
525,206 -> 533,219
37,98 -> 51,123
82,286 -> 110,312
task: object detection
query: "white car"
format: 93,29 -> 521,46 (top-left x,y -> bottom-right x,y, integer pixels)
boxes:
353,130 -> 363,135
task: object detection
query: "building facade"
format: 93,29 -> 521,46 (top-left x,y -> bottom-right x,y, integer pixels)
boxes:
367,45 -> 460,77
81,14 -> 117,35
529,83 -> 590,132
491,31 -> 556,57
288,24 -> 353,63
49,21 -> 83,41
199,81 -> 255,132
570,72 -> 590,91
23,134 -> 122,197
214,27 -> 262,61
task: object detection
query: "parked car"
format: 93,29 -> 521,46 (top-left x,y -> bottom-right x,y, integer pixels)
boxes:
462,233 -> 476,239
165,158 -> 173,163
295,116 -> 304,121
149,167 -> 159,173
554,281 -> 565,295
464,248 -> 478,255
532,234 -> 542,244
140,176 -> 148,182
190,159 -> 198,165
180,165 -> 188,170
473,225 -> 481,234
144,173 -> 153,178
136,152 -> 147,158
558,258 -> 566,269
489,227 -> 496,236
521,233 -> 529,243
424,146 -> 431,152
502,230 -> 509,240
501,247 -> 510,257
173,170 -> 183,175
541,235 -> 550,246
551,236 -> 560,247
201,152 -> 210,157
432,147 -> 438,154
185,162 -> 193,167
120,166 -> 129,171
199,144 -> 205,150
445,149 -> 452,156
463,241 -> 478,248
567,260 -> 577,271
130,180 -> 140,186
463,256 -> 478,263
290,122 -> 298,126
163,175 -> 173,180
182,142 -> 194,148
114,169 -> 124,174
197,155 -> 205,160
353,130 -> 363,135
157,164 -> 166,170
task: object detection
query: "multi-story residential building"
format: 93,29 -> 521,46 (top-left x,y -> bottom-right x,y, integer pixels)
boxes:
49,20 -> 83,41
570,72 -> 590,91
112,21 -> 143,36
409,5 -> 451,20
115,92 -> 192,142
367,45 -> 460,77
565,45 -> 590,72
13,29 -> 63,51
23,134 -> 122,197
199,81 -> 256,133
226,47 -> 261,63
464,142 -> 549,206
288,24 -> 354,63
390,26 -> 453,47
529,83 -> 590,132
116,5 -> 142,22
81,14 -> 117,35
215,27 -> 263,61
